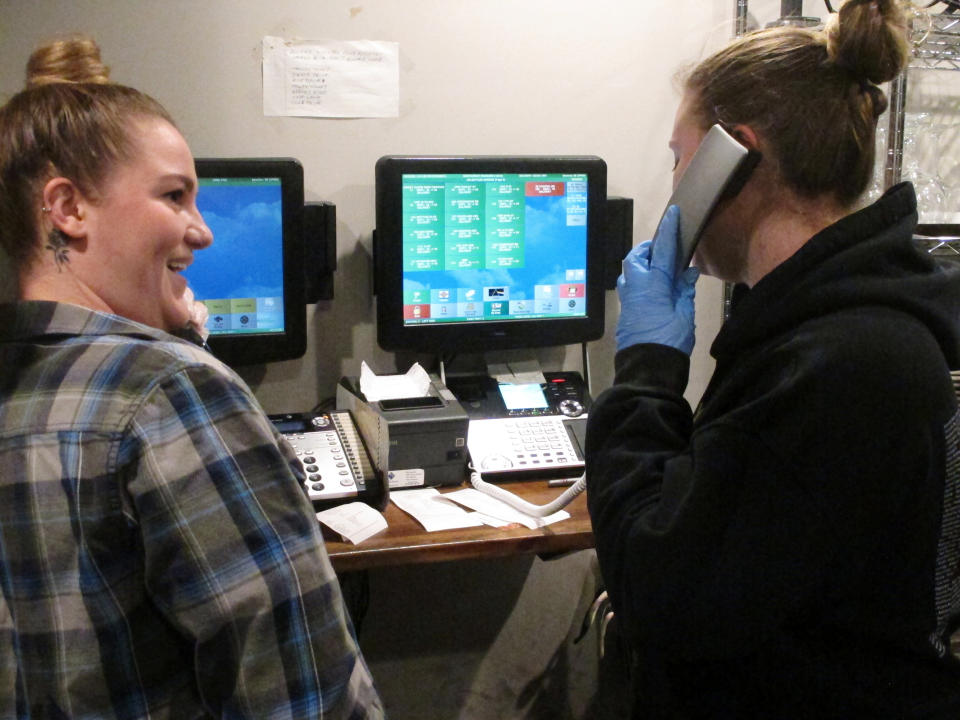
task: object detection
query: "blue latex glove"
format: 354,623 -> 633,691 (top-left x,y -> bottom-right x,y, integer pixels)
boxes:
615,205 -> 699,354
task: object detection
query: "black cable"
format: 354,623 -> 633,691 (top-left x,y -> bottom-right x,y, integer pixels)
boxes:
824,0 -> 835,13
311,396 -> 337,413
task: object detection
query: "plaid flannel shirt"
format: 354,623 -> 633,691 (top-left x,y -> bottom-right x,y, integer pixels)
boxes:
0,301 -> 384,720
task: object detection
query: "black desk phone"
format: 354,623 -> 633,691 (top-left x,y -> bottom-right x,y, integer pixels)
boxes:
269,410 -> 388,511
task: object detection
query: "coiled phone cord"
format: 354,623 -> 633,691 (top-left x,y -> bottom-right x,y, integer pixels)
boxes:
468,467 -> 587,517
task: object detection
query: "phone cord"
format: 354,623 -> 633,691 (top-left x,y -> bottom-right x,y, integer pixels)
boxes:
468,470 -> 586,517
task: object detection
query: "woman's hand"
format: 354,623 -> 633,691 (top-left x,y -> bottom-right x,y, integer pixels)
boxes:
182,286 -> 210,342
615,205 -> 699,355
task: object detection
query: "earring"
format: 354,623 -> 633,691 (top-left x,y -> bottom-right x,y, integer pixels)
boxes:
41,207 -> 52,213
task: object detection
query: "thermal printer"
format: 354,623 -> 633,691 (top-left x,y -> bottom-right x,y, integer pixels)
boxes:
336,375 -> 469,489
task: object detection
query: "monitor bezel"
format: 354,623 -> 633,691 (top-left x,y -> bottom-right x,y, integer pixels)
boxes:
374,155 -> 607,354
192,157 -> 307,367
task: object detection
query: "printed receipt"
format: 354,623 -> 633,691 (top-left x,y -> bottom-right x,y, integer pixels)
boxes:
390,487 -> 570,532
390,488 -> 485,532
316,502 -> 388,544
444,488 -> 570,530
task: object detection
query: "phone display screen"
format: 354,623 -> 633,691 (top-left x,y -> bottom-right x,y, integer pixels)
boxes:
498,382 -> 549,411
272,418 -> 310,433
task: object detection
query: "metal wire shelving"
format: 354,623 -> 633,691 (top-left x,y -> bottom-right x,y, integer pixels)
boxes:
910,13 -> 960,71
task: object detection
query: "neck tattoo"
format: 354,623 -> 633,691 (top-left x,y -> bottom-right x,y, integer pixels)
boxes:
45,229 -> 70,271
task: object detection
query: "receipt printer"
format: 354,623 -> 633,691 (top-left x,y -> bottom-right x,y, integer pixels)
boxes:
336,376 -> 469,488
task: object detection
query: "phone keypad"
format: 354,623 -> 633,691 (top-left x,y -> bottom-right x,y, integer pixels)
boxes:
283,429 -> 359,502
504,418 -> 578,468
468,416 -> 584,478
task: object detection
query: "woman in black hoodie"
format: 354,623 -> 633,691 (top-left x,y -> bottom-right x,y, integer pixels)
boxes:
586,1 -> 960,717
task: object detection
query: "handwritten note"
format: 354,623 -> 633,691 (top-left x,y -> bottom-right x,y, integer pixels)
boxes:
262,36 -> 399,118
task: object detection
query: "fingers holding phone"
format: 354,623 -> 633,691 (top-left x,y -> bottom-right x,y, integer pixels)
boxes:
615,206 -> 699,355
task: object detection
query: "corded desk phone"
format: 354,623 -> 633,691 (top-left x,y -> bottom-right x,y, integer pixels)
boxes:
453,372 -> 592,516
269,410 -> 388,511
447,371 -> 589,483
466,415 -> 585,482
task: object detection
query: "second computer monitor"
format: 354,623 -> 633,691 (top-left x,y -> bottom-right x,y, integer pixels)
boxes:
184,157 -> 306,367
374,155 -> 607,355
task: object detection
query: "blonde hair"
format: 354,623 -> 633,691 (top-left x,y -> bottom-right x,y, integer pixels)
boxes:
684,0 -> 911,207
0,35 -> 174,271
25,34 -> 111,87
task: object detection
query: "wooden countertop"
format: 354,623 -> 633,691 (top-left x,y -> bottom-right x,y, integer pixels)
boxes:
322,480 -> 594,572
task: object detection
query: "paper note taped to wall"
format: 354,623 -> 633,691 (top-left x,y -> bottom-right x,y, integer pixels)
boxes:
262,36 -> 399,118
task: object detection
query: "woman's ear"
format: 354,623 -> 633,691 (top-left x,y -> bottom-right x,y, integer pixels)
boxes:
728,123 -> 760,152
41,177 -> 87,239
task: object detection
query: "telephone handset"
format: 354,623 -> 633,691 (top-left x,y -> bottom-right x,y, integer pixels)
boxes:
269,410 -> 388,511
660,123 -> 762,278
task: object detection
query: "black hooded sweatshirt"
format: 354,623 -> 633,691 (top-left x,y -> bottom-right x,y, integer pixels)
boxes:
586,183 -> 960,718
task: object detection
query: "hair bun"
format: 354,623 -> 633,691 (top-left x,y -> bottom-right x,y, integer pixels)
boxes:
25,34 -> 111,88
825,0 -> 911,85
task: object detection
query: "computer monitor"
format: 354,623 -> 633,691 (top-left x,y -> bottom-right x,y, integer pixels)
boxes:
183,157 -> 306,367
374,155 -> 607,355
